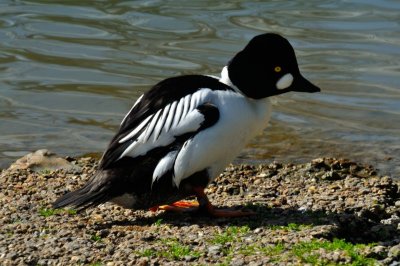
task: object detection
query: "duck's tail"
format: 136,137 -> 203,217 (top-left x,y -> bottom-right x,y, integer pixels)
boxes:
53,171 -> 111,211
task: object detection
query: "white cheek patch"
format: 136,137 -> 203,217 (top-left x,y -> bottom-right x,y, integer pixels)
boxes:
276,73 -> 294,90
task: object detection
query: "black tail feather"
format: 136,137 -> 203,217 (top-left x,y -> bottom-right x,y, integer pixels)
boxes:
53,172 -> 111,211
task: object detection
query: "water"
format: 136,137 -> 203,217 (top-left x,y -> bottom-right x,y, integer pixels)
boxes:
0,0 -> 399,178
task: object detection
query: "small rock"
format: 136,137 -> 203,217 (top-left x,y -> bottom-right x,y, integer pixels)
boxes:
253,179 -> 262,185
370,224 -> 397,240
321,171 -> 342,180
208,245 -> 222,256
308,185 -> 317,193
248,262 -> 263,266
184,255 -> 195,261
137,257 -> 149,266
8,149 -> 81,172
365,245 -> 388,259
254,228 -> 262,234
70,256 -> 82,264
230,258 -> 245,266
389,244 -> 400,259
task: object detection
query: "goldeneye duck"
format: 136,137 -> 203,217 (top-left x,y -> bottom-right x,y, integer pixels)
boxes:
53,33 -> 320,217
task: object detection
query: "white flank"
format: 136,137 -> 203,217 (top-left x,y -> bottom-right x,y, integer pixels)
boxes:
276,73 -> 294,90
152,150 -> 179,185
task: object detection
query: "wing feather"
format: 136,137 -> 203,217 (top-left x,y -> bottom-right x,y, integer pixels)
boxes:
117,90 -> 213,159
189,91 -> 198,111
119,114 -> 153,143
172,97 -> 184,128
120,94 -> 143,126
142,109 -> 161,142
153,104 -> 170,142
164,101 -> 177,132
182,94 -> 191,119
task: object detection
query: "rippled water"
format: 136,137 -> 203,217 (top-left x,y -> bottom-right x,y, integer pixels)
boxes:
1,0 -> 399,177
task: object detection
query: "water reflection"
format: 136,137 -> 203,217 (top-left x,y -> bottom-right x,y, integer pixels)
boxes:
0,0 -> 399,177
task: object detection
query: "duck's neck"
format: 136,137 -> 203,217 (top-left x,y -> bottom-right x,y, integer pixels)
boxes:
219,66 -> 243,95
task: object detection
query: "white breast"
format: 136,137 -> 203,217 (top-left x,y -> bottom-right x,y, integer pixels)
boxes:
173,90 -> 272,186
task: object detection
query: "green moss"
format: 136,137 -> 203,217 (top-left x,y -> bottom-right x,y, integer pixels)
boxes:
268,223 -> 312,231
153,218 -> 163,226
39,207 -> 59,217
90,234 -> 102,242
138,248 -> 157,258
261,243 -> 286,256
211,225 -> 251,245
291,239 -> 377,265
88,262 -> 103,266
137,238 -> 201,261
161,238 -> 201,260
66,209 -> 77,215
38,207 -> 77,217
39,169 -> 52,175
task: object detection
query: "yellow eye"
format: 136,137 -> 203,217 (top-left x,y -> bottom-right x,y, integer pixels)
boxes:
274,66 -> 282,72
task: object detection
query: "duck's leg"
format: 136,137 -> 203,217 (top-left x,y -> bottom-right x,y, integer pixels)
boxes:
149,187 -> 255,217
149,200 -> 199,212
193,187 -> 255,217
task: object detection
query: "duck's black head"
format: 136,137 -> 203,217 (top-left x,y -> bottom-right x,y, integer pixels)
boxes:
227,33 -> 320,99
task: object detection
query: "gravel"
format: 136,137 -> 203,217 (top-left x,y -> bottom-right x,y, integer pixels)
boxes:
1,155 -> 399,265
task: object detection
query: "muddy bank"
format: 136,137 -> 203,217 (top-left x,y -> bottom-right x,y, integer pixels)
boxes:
0,153 -> 399,265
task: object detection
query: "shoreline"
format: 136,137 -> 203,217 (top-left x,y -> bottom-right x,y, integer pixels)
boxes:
1,153 -> 399,265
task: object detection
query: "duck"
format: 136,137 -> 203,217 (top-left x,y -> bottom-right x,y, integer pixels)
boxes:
53,33 -> 320,217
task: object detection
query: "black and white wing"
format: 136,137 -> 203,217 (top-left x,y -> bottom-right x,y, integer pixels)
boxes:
99,75 -> 233,169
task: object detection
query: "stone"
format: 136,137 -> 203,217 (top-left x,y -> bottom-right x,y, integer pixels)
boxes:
321,170 -> 342,180
208,245 -> 222,256
230,258 -> 245,266
7,149 -> 81,172
388,244 -> 400,259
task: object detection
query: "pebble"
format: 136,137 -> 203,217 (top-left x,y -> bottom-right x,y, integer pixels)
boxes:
230,258 -> 245,266
207,245 -> 222,256
388,244 -> 400,259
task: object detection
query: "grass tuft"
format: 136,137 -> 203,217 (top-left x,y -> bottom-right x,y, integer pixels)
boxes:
38,207 -> 77,217
291,238 -> 377,265
137,238 -> 201,261
268,223 -> 312,231
39,208 -> 59,217
211,225 -> 251,245
153,218 -> 163,226
90,234 -> 103,242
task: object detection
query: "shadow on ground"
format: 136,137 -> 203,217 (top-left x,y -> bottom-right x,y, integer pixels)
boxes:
94,203 -> 398,245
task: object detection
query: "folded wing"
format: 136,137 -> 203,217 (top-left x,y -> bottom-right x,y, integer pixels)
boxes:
100,88 -> 219,171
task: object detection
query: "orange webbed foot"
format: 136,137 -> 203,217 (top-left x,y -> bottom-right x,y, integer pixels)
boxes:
149,200 -> 199,213
149,188 -> 255,218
